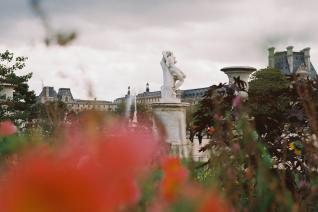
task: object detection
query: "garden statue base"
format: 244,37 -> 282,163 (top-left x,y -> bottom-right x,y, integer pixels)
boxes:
152,102 -> 190,158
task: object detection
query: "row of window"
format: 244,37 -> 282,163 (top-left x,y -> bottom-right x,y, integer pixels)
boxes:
183,92 -> 205,98
135,94 -> 205,103
137,98 -> 160,104
67,104 -> 116,110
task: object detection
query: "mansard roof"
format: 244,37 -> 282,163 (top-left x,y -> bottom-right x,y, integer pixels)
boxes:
274,51 -> 317,78
57,88 -> 74,100
38,87 -> 57,98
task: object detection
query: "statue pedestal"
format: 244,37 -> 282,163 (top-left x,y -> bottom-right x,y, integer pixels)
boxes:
152,102 -> 190,158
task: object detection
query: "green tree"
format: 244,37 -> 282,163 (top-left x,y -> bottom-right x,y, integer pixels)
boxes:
192,83 -> 239,133
248,68 -> 290,136
115,101 -> 126,115
248,68 -> 318,191
32,101 -> 68,134
186,104 -> 198,129
0,50 -> 36,128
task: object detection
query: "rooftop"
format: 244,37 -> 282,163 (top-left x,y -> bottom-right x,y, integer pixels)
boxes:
274,51 -> 317,78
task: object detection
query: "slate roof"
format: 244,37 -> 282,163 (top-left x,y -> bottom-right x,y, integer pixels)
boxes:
57,88 -> 74,101
38,87 -> 57,98
274,51 -> 317,78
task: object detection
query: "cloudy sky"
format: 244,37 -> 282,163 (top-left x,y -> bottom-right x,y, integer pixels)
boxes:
1,0 -> 318,101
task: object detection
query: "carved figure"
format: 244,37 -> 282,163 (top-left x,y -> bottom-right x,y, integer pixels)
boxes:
161,51 -> 186,90
160,51 -> 186,102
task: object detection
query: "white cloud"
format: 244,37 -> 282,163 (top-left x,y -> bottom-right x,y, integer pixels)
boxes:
1,0 -> 318,101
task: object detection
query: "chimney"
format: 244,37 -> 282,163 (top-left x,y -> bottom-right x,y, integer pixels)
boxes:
45,87 -> 49,97
146,83 -> 149,92
287,46 -> 294,73
302,47 -> 311,74
268,47 -> 275,68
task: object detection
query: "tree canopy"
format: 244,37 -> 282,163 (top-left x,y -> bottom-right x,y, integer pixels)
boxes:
0,50 -> 36,128
248,68 -> 291,135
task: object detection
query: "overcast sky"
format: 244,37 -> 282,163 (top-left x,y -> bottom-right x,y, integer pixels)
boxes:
1,0 -> 318,101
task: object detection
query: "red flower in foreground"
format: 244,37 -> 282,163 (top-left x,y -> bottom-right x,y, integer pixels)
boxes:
160,157 -> 188,202
0,126 -> 160,212
0,121 -> 17,136
0,151 -> 105,212
199,193 -> 230,212
90,130 -> 159,207
153,157 -> 229,211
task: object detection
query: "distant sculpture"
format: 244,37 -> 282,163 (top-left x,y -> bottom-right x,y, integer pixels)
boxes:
154,51 -> 190,158
160,51 -> 186,102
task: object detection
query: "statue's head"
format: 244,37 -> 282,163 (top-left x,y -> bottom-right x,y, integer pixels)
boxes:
167,56 -> 175,66
166,51 -> 177,64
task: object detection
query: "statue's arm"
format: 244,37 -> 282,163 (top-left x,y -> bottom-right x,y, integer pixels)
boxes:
162,51 -> 168,62
160,58 -> 165,68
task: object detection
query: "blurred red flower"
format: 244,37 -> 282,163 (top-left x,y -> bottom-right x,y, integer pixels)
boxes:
160,157 -> 188,202
0,120 -> 17,136
0,126 -> 161,212
199,193 -> 230,212
207,127 -> 216,135
91,129 -> 159,207
0,150 -> 106,212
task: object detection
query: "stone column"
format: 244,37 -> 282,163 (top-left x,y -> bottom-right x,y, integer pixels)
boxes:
45,87 -> 50,97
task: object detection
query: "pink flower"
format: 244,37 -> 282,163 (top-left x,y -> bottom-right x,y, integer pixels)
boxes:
213,114 -> 223,121
0,121 -> 17,136
231,143 -> 241,155
232,96 -> 242,108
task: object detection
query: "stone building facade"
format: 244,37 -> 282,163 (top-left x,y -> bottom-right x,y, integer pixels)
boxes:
114,84 -> 210,107
268,46 -> 317,79
38,87 -> 117,112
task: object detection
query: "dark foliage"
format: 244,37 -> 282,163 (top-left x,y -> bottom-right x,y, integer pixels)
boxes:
0,50 -> 36,128
192,67 -> 318,210
32,101 -> 68,134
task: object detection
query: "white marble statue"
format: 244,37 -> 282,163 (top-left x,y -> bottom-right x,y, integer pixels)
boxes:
154,51 -> 190,158
160,51 -> 186,102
